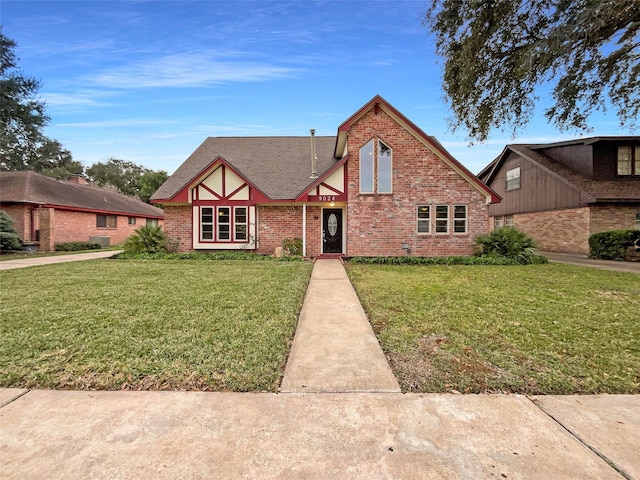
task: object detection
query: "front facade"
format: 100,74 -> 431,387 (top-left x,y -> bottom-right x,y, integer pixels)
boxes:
1,171 -> 164,251
152,96 -> 499,257
478,138 -> 640,254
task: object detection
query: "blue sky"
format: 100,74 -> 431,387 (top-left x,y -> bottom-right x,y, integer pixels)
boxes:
1,0 -> 633,175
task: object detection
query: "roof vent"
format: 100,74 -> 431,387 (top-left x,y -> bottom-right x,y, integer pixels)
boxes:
310,129 -> 318,179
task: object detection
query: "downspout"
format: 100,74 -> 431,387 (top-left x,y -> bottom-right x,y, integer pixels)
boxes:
302,203 -> 307,257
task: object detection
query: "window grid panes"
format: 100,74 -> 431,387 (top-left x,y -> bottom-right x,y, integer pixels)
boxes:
453,205 -> 467,233
97,215 -> 117,228
234,207 -> 247,241
435,205 -> 449,233
417,205 -> 430,233
618,146 -> 632,175
217,207 -> 230,241
201,207 -> 214,240
505,167 -> 520,191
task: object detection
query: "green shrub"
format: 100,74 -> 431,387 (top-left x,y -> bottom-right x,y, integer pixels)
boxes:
474,227 -> 543,264
113,251 -> 303,261
123,225 -> 169,254
282,237 -> 303,256
54,242 -> 102,251
347,255 -> 547,266
0,211 -> 23,252
589,229 -> 640,260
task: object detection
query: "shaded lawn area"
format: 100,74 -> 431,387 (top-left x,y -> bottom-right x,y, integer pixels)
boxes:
1,259 -> 313,392
346,263 -> 640,394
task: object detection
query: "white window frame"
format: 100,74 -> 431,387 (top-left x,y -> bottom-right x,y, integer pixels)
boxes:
377,140 -> 393,194
453,205 -> 467,234
505,167 -> 521,191
234,207 -> 248,241
417,205 -> 430,233
359,139 -> 375,193
435,205 -> 449,234
201,207 -> 214,241
217,207 -> 231,241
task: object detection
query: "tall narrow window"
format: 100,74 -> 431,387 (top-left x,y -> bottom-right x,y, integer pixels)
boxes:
505,167 -> 520,191
234,207 -> 247,241
378,140 -> 392,193
618,146 -> 632,175
217,207 -> 230,241
454,205 -> 467,233
435,205 -> 449,233
494,216 -> 504,230
417,205 -> 430,233
201,207 -> 214,240
359,139 -> 374,193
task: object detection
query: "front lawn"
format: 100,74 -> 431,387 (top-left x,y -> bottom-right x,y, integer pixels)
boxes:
346,263 -> 640,394
0,259 -> 313,391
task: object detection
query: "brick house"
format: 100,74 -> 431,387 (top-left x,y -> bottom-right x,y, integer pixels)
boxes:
1,171 -> 164,251
151,95 -> 500,257
478,138 -> 640,254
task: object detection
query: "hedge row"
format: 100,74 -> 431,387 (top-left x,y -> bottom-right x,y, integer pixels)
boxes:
113,251 -> 303,261
55,242 -> 103,252
346,255 -> 549,265
589,229 -> 640,260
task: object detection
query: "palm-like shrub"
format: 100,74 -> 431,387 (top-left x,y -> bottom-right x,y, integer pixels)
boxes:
123,225 -> 168,254
474,227 -> 544,264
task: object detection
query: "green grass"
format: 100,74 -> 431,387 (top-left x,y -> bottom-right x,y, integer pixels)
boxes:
346,263 -> 640,394
0,259 -> 313,391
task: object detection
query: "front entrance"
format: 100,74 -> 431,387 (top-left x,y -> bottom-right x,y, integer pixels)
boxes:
322,208 -> 343,254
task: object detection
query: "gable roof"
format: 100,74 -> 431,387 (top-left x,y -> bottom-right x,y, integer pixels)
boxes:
151,136 -> 338,202
335,95 -> 501,204
0,171 -> 164,217
480,142 -> 640,202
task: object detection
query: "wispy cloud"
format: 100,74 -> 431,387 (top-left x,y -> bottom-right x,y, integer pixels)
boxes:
55,119 -> 178,129
87,52 -> 302,89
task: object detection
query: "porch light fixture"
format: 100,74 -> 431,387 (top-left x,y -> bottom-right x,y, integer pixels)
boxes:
329,202 -> 335,207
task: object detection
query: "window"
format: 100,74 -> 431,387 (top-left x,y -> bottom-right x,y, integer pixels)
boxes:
97,215 -> 117,228
234,207 -> 247,241
217,207 -> 230,241
128,217 -> 136,225
494,216 -> 504,230
359,139 -> 375,193
146,219 -> 159,227
201,207 -> 214,240
505,167 -> 520,191
617,146 -> 640,176
435,205 -> 448,233
417,205 -> 430,233
504,215 -> 515,227
359,138 -> 393,193
453,206 -> 467,233
378,141 -> 393,193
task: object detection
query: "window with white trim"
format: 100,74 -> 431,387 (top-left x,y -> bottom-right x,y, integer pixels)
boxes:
201,207 -> 214,240
417,205 -> 430,233
234,207 -> 247,241
617,146 -> 640,176
435,205 -> 449,233
359,138 -> 393,193
453,206 -> 467,233
217,207 -> 231,241
201,206 -> 249,242
494,216 -> 504,230
505,167 -> 521,191
504,214 -> 514,227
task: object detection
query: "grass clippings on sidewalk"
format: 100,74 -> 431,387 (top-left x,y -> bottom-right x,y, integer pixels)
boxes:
1,259 -> 313,392
346,263 -> 640,395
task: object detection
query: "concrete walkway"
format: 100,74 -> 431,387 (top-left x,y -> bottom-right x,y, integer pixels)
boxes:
544,251 -> 640,274
1,259 -> 638,479
0,250 -> 121,270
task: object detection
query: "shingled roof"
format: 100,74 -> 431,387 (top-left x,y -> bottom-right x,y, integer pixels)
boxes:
0,171 -> 164,218
152,136 -> 338,202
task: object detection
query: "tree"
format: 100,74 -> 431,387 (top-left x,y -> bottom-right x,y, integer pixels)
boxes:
0,210 -> 23,251
424,0 -> 640,142
0,33 -> 81,177
139,170 -> 168,204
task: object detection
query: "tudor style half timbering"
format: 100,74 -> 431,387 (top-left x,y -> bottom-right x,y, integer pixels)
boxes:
151,95 -> 500,257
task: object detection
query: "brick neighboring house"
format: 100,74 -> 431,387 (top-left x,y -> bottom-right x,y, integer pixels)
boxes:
151,95 -> 500,257
0,170 -> 164,251
478,137 -> 640,254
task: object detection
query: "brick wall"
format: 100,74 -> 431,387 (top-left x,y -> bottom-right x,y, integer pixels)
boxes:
511,207 -> 591,254
590,204 -> 640,234
257,205 -> 304,255
0,204 -> 31,242
163,205 -> 193,252
345,108 -> 490,257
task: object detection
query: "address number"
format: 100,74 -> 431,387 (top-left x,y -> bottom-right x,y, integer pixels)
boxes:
319,196 -> 336,202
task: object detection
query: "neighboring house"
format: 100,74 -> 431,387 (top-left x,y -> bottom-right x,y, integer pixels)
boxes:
478,137 -> 640,254
151,95 -> 500,257
0,171 -> 164,251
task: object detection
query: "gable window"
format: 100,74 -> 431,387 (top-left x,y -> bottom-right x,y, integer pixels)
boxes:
97,214 -> 117,228
505,167 -> 520,191
435,205 -> 449,233
453,206 -> 467,233
200,206 -> 249,242
617,146 -> 640,176
417,205 -> 430,233
359,138 -> 393,194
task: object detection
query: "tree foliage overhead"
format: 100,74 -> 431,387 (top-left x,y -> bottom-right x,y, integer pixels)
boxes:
0,32 -> 82,177
87,157 -> 167,203
424,0 -> 640,142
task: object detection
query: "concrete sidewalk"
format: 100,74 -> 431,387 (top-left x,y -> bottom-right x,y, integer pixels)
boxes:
1,259 -> 638,479
0,250 -> 121,270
